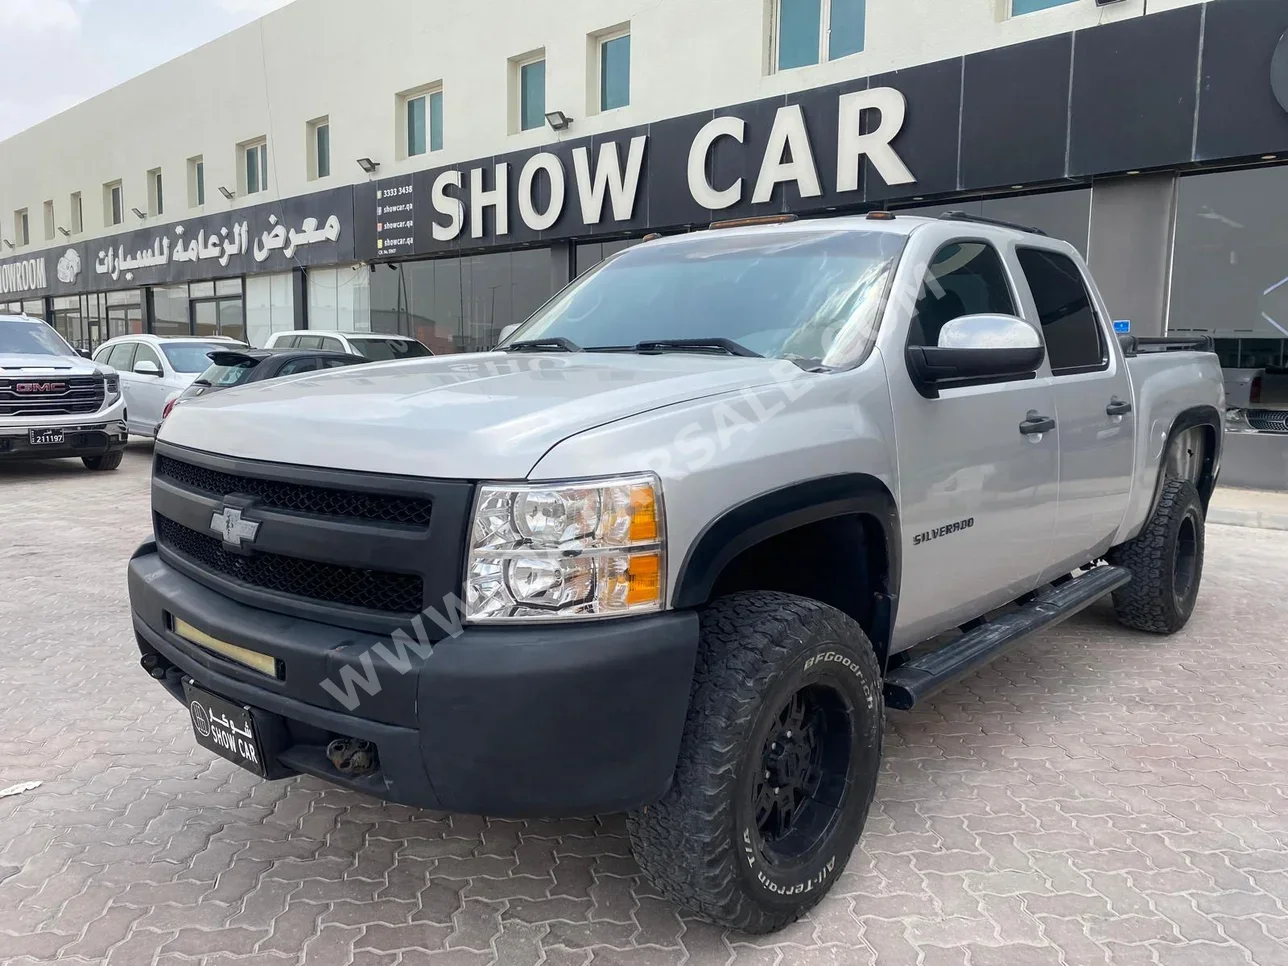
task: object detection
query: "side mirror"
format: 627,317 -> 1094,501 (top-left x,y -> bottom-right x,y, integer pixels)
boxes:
907,314 -> 1045,399
133,360 -> 163,377
496,323 -> 521,347
78,348 -> 93,359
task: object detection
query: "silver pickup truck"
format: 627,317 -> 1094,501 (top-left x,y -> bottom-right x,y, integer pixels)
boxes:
128,211 -> 1223,932
0,314 -> 128,469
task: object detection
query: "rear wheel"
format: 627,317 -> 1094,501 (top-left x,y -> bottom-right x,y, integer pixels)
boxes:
83,451 -> 123,472
1108,478 -> 1204,634
627,592 -> 883,933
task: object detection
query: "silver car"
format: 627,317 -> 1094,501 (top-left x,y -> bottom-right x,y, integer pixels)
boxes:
92,335 -> 245,437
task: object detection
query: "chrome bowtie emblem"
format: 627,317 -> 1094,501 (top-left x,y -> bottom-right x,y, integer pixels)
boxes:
210,507 -> 260,549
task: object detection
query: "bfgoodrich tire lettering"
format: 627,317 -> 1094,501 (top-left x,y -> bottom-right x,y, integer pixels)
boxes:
1108,478 -> 1204,634
627,591 -> 883,933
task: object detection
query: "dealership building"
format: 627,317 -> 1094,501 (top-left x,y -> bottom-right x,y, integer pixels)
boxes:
0,0 -> 1286,482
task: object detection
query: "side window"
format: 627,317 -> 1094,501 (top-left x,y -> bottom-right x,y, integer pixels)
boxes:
278,358 -> 318,376
320,337 -> 344,352
1016,248 -> 1106,374
93,345 -> 111,363
106,343 -> 137,371
134,343 -> 163,370
909,241 -> 1016,348
296,335 -> 324,350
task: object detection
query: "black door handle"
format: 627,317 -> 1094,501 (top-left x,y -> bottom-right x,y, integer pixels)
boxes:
1020,411 -> 1056,436
1106,396 -> 1133,417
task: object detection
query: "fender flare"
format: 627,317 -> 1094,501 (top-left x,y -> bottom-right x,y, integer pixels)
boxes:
1150,405 -> 1222,518
671,474 -> 901,655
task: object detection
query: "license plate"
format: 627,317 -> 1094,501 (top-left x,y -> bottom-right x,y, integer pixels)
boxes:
29,429 -> 65,445
182,681 -> 266,776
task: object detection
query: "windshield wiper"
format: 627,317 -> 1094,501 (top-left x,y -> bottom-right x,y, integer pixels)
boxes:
632,338 -> 762,358
505,337 -> 582,353
192,379 -> 213,387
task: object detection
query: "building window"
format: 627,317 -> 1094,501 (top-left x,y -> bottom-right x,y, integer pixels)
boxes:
774,0 -> 865,71
104,182 -> 123,227
188,156 -> 205,208
71,192 -> 83,234
14,209 -> 29,247
241,139 -> 268,195
309,117 -> 331,179
1012,0 -> 1077,15
148,168 -> 164,217
598,30 -> 631,112
401,86 -> 443,158
515,53 -> 546,132
43,200 -> 54,241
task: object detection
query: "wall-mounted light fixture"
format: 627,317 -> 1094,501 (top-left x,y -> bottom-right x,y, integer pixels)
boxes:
131,207 -> 147,220
2,240 -> 12,250
545,111 -> 573,132
218,186 -> 236,201
58,227 -> 71,238
357,158 -> 380,174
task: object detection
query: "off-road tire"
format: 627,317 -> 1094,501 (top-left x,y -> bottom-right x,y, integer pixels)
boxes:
1107,478 -> 1204,634
627,591 -> 883,934
83,451 -> 123,472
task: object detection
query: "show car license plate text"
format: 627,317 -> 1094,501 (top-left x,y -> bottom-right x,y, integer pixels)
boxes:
182,681 -> 266,776
29,429 -> 64,445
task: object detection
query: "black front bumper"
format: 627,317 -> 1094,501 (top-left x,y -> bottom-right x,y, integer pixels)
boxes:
0,429 -> 126,462
129,545 -> 700,817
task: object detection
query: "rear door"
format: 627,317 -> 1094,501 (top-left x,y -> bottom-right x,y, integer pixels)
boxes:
130,342 -> 172,433
1014,247 -> 1135,577
105,342 -> 142,430
887,237 -> 1060,647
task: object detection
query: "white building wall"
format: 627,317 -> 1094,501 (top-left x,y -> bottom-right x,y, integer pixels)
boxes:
0,0 -> 1197,253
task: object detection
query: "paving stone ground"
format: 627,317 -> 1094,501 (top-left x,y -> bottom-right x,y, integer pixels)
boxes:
2,442 -> 1287,966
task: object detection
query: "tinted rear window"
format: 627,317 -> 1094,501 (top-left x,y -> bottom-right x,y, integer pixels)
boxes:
198,360 -> 259,387
352,339 -> 432,361
162,342 -> 234,373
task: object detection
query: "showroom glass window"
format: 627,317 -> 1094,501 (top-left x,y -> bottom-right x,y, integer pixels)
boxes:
520,59 -> 546,131
1169,165 -> 1288,374
777,0 -> 864,71
600,32 -> 630,111
369,249 -> 556,353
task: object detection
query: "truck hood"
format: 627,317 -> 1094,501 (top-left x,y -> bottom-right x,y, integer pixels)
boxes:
0,352 -> 107,376
160,351 -> 804,478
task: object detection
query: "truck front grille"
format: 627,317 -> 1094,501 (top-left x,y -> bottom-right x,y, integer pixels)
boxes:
0,376 -> 104,416
154,514 -> 425,614
1246,410 -> 1288,433
155,454 -> 433,527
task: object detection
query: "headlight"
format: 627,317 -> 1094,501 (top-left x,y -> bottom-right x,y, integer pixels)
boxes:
466,474 -> 665,622
105,375 -> 120,400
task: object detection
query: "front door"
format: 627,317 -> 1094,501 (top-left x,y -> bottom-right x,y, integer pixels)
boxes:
886,239 -> 1060,650
1013,247 -> 1135,578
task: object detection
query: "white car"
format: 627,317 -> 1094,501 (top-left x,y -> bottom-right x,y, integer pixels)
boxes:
263,330 -> 433,361
92,335 -> 247,437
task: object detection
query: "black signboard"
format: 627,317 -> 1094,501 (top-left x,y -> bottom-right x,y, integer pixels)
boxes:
0,187 -> 356,300
374,175 -> 417,257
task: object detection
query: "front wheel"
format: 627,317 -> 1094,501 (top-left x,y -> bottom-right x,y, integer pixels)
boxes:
1108,478 -> 1204,634
627,592 -> 883,934
83,451 -> 124,472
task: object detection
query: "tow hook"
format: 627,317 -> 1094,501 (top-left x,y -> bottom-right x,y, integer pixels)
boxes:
327,738 -> 378,776
139,653 -> 172,680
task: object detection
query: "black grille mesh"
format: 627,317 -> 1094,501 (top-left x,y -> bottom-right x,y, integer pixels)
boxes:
155,514 -> 424,614
155,455 -> 433,527
1246,410 -> 1288,433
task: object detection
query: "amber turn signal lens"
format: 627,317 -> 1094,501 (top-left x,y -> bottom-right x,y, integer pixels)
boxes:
628,485 -> 659,543
626,553 -> 662,607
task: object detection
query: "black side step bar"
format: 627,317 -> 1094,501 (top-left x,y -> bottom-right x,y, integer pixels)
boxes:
884,565 -> 1131,711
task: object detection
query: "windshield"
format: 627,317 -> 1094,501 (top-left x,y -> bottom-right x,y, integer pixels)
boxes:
162,342 -> 236,373
196,359 -> 259,388
504,229 -> 906,367
0,320 -> 78,358
351,338 -> 432,362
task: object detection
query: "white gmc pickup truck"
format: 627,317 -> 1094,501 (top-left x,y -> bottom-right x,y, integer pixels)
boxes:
0,315 -> 127,470
129,211 -> 1223,932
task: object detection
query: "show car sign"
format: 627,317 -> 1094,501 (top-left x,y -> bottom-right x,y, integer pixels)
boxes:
356,86 -> 920,259
0,188 -> 355,300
